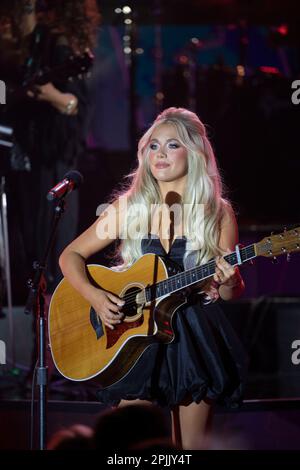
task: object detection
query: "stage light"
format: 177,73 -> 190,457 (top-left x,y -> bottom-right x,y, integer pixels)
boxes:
277,24 -> 288,36
237,65 -> 245,77
123,6 -> 132,15
179,55 -> 188,64
259,66 -> 280,75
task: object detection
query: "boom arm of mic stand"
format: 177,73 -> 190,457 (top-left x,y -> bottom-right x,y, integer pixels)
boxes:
24,200 -> 65,314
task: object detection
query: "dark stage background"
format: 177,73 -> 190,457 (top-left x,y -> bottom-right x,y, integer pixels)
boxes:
1,0 -> 300,403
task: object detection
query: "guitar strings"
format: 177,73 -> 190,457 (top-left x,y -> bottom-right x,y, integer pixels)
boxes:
119,246 -> 253,307
120,258 -> 219,305
120,257 -> 229,305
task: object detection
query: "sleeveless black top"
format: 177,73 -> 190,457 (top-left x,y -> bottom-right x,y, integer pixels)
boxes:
96,236 -> 247,408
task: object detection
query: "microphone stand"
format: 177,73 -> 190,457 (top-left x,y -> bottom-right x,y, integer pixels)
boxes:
24,197 -> 66,450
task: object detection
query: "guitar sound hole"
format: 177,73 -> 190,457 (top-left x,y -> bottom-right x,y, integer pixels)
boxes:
121,287 -> 142,318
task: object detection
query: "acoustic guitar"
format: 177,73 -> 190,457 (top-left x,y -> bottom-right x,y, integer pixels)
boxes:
49,226 -> 300,387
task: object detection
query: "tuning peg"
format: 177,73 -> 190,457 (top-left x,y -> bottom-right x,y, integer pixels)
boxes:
272,256 -> 278,264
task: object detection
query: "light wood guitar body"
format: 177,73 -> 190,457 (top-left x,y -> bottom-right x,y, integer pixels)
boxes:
49,254 -> 186,387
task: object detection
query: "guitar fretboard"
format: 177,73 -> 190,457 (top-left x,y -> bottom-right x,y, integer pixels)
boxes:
145,243 -> 256,301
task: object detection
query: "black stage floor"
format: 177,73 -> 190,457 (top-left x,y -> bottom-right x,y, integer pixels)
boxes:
1,397 -> 300,450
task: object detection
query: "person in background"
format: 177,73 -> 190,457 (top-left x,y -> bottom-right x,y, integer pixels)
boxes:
0,0 -> 100,297
47,423 -> 93,450
0,0 -> 100,386
93,403 -> 172,452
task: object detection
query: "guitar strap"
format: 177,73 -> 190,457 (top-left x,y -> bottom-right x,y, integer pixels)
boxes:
22,23 -> 52,86
160,255 -> 183,277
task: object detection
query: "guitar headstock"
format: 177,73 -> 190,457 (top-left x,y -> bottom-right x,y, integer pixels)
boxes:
65,51 -> 95,78
255,226 -> 300,259
33,51 -> 94,86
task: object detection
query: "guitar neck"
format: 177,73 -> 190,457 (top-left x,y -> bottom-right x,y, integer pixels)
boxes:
146,243 -> 257,301
7,52 -> 93,105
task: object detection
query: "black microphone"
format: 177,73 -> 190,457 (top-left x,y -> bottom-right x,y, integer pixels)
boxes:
47,170 -> 83,201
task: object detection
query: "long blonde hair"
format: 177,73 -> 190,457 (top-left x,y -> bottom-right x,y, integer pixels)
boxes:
113,107 -> 231,269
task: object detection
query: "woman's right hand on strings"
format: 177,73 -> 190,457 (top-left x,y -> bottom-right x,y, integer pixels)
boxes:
88,288 -> 125,330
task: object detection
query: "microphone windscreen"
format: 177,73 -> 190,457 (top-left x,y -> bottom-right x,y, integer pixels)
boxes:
64,170 -> 84,189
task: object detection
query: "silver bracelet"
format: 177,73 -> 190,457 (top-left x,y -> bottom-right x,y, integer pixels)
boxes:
65,99 -> 76,115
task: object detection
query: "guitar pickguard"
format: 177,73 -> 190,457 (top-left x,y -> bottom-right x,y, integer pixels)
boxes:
89,304 -> 145,349
90,307 -> 104,339
105,317 -> 144,349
